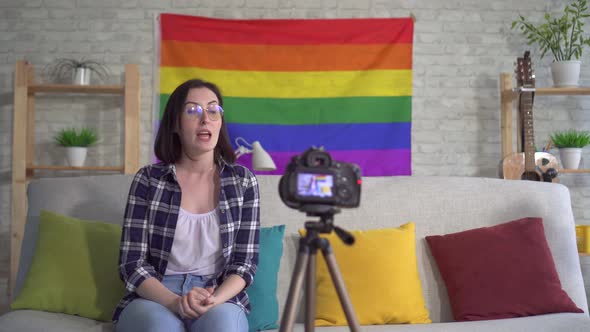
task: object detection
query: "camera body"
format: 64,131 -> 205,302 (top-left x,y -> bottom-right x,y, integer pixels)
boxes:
279,147 -> 361,210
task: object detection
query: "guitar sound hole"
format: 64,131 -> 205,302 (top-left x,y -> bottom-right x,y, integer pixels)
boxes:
522,172 -> 541,181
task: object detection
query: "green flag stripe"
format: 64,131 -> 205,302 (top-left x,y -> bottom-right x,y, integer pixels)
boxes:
159,95 -> 410,124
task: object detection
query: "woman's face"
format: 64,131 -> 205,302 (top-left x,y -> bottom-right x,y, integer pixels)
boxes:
178,87 -> 223,158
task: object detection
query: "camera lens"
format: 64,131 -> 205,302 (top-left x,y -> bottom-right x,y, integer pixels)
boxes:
338,187 -> 351,199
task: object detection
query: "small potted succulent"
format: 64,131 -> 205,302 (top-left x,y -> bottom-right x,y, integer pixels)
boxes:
511,0 -> 590,87
550,129 -> 590,169
43,58 -> 110,85
53,127 -> 98,167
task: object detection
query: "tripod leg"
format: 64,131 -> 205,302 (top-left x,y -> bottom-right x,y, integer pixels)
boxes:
279,242 -> 310,332
305,249 -> 317,332
321,246 -> 361,332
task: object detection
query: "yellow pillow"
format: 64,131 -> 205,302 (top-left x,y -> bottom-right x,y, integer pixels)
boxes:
299,222 -> 431,326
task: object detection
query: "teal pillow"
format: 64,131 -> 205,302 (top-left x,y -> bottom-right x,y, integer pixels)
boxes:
11,210 -> 126,322
248,225 -> 286,332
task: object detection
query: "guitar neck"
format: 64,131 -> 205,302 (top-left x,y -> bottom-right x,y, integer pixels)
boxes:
521,91 -> 535,172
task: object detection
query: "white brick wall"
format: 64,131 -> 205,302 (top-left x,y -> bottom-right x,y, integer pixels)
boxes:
1,0 -> 589,312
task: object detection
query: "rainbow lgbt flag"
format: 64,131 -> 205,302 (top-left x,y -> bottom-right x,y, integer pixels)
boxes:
158,14 -> 413,176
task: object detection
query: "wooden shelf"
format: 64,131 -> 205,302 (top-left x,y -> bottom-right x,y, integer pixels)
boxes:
504,86 -> 590,99
559,169 -> 590,174
10,60 -> 141,299
500,73 -> 590,159
499,74 -> 590,174
29,84 -> 124,94
27,165 -> 124,172
536,87 -> 590,95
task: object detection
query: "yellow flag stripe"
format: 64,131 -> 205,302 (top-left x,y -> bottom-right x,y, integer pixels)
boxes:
160,67 -> 412,98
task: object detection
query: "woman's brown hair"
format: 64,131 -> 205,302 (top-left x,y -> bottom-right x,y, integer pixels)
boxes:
154,79 -> 235,164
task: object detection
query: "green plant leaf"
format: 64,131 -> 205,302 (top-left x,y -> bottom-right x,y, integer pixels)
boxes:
43,58 -> 111,83
550,129 -> 590,148
511,0 -> 590,61
53,128 -> 98,147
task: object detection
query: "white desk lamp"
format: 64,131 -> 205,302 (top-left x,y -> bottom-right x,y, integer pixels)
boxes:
234,137 -> 277,171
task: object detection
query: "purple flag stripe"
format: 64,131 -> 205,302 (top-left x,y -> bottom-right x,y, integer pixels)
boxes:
236,149 -> 411,176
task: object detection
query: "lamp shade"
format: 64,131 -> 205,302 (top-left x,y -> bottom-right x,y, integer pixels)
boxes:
251,141 -> 276,171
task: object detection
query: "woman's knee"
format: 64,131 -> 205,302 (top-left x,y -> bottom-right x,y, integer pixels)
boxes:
189,303 -> 248,332
115,298 -> 184,332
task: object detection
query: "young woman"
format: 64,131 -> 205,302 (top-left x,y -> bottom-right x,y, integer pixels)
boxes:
114,79 -> 259,332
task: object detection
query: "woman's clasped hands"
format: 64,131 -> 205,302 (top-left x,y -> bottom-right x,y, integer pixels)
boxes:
173,287 -> 216,319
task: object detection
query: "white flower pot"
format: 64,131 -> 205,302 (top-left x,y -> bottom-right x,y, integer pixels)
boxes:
551,61 -> 581,88
73,67 -> 91,85
65,147 -> 88,167
559,148 -> 582,170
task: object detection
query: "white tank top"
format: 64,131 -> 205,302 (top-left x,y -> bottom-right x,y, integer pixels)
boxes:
165,207 -> 224,276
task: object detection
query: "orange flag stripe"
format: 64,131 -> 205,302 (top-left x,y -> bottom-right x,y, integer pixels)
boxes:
161,40 -> 412,71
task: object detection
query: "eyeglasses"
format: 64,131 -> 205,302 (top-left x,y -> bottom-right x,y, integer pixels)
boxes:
183,103 -> 224,121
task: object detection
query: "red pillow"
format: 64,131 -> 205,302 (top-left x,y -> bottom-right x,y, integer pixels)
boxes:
426,217 -> 583,321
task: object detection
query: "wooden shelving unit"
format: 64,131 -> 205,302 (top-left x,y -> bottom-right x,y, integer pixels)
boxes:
29,84 -> 125,94
559,169 -> 590,174
499,72 -> 590,174
28,165 -> 125,171
9,60 -> 141,297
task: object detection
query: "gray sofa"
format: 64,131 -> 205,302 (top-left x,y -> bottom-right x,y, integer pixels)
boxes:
1,174 -> 589,331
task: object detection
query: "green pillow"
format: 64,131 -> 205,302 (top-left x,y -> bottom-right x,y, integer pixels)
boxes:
247,225 -> 285,332
11,210 -> 126,322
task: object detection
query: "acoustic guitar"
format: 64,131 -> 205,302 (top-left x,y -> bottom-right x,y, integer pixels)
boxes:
501,51 -> 559,182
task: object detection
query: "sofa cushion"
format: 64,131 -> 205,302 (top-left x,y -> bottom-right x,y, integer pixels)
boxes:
300,222 -> 431,326
426,217 -> 583,321
247,225 -> 285,332
0,311 -> 588,332
15,174 -> 133,301
0,310 -> 114,332
10,210 -> 126,322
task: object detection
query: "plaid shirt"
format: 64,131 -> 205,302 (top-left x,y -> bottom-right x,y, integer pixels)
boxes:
112,161 -> 260,322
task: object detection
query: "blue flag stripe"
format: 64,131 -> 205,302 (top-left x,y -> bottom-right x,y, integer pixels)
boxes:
226,122 -> 411,151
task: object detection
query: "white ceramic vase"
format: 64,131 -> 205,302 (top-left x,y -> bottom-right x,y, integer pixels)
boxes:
65,147 -> 88,167
73,67 -> 91,85
551,61 -> 581,88
559,148 -> 583,170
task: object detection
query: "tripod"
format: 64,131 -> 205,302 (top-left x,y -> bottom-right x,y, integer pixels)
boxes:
279,205 -> 361,332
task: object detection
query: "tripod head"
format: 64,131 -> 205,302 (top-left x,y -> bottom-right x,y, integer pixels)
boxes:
301,204 -> 355,246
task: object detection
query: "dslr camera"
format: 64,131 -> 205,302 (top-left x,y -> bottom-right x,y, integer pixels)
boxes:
279,147 -> 362,211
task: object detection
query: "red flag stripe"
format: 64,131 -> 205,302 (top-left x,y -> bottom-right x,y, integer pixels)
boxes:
160,14 -> 414,45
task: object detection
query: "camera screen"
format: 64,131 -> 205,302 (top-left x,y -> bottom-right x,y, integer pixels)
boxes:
297,173 -> 333,198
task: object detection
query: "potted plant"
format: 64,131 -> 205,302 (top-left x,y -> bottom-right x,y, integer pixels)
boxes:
53,127 -> 98,167
550,129 -> 590,169
43,58 -> 110,85
512,0 -> 590,87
